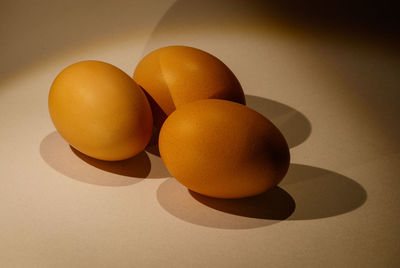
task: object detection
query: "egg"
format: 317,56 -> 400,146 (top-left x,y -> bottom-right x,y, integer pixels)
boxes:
159,99 -> 290,199
133,46 -> 245,129
49,60 -> 153,161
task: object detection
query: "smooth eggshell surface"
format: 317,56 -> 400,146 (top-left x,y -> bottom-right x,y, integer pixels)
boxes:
159,99 -> 290,199
133,46 -> 245,129
49,60 -> 153,161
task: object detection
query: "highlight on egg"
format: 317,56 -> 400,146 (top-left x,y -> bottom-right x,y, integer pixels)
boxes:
159,99 -> 290,199
48,60 -> 153,161
133,46 -> 246,129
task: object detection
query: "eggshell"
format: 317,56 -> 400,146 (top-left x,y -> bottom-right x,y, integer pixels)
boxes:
133,46 -> 245,129
159,99 -> 290,199
49,60 -> 153,161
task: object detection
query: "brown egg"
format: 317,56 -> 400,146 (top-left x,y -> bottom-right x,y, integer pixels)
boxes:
49,60 -> 153,161
133,46 -> 245,129
159,99 -> 290,199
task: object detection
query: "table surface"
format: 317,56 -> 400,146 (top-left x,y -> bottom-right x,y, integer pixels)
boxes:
1,1 -> 399,267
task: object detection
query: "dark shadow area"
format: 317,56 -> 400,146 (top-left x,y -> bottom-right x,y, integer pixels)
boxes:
157,164 -> 367,229
189,188 -> 295,220
141,87 -> 169,132
157,178 -> 294,229
145,0 -> 399,52
140,85 -> 165,157
145,124 -> 161,157
40,131 -> 170,186
246,94 -> 311,148
257,0 -> 399,41
70,146 -> 150,178
281,164 -> 367,220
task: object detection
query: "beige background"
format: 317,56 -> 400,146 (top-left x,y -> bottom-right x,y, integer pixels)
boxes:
1,0 -> 399,267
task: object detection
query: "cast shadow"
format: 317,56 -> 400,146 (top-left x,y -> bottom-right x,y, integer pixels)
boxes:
70,146 -> 149,178
145,127 -> 161,157
157,178 -> 295,229
281,164 -> 367,220
246,94 -> 311,148
71,143 -> 171,180
40,131 -> 170,186
156,164 -> 366,229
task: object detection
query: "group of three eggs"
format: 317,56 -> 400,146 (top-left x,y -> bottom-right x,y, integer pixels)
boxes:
48,46 -> 290,199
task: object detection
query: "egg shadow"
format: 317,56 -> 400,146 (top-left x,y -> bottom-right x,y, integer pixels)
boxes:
157,178 -> 295,229
246,94 -> 311,148
156,164 -> 366,229
69,147 -> 150,179
281,164 -> 367,220
71,143 -> 171,180
145,126 -> 161,157
40,131 -> 170,186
